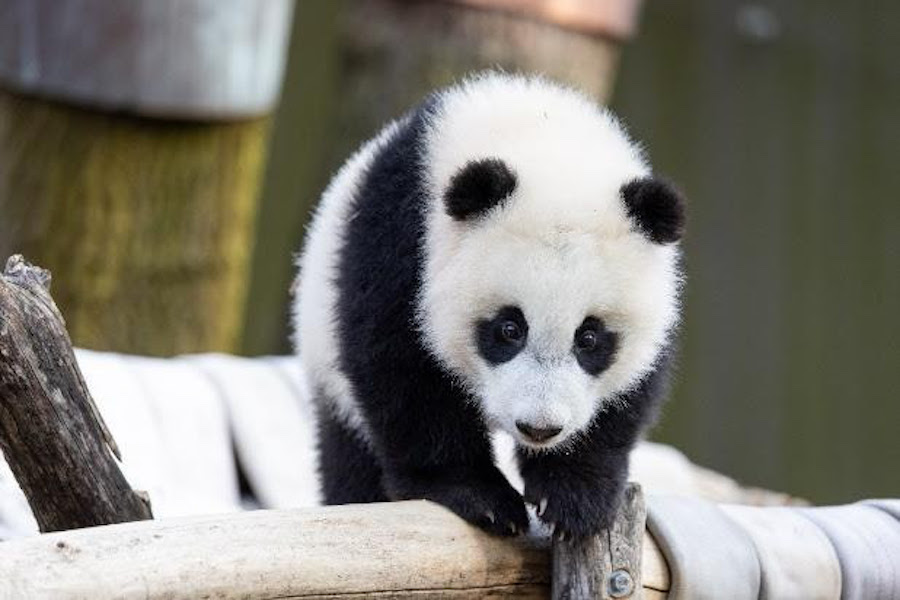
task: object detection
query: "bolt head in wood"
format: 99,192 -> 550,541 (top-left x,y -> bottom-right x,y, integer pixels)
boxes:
608,569 -> 634,598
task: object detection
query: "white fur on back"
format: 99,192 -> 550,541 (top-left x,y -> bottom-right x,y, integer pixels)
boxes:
293,119 -> 405,432
418,74 -> 681,436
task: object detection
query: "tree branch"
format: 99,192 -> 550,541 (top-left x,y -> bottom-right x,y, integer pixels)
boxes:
0,255 -> 151,532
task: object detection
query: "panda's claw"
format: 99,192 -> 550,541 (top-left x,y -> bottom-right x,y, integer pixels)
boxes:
484,510 -> 496,524
538,497 -> 548,517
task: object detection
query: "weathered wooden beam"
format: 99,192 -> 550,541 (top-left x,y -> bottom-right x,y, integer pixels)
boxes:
0,255 -> 151,532
0,500 -> 669,599
553,484 -> 649,600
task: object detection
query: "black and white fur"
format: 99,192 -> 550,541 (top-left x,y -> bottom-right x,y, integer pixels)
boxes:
293,73 -> 685,539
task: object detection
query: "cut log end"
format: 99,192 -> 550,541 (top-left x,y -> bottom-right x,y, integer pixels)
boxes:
3,254 -> 51,292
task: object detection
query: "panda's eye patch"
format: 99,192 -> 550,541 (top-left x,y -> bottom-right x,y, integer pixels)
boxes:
573,317 -> 618,376
477,306 -> 528,365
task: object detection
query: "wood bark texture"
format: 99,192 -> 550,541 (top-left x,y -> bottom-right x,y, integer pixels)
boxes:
553,483 -> 649,600
0,90 -> 269,355
0,500 -> 669,599
0,255 -> 152,532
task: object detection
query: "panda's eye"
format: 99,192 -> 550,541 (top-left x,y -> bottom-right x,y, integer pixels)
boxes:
576,329 -> 598,351
573,316 -> 619,376
477,306 -> 528,365
500,321 -> 523,343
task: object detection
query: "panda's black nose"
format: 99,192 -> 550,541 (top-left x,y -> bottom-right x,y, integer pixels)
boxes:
516,421 -> 563,443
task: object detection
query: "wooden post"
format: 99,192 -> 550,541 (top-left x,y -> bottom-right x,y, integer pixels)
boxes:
0,255 -> 152,532
331,0 -> 641,170
552,483 -> 647,600
0,0 -> 294,356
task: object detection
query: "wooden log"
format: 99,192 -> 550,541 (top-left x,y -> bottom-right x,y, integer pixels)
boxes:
0,93 -> 270,355
0,255 -> 151,532
0,500 -> 669,599
332,0 -> 629,168
553,483 -> 649,600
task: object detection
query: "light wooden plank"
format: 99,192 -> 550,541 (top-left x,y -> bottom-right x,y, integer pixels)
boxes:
0,500 -> 669,599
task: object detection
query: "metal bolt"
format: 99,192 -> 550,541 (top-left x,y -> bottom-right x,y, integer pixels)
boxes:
608,569 -> 634,598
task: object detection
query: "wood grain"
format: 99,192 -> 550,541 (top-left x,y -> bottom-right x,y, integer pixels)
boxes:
552,483 -> 648,599
0,500 -> 669,599
0,256 -> 151,532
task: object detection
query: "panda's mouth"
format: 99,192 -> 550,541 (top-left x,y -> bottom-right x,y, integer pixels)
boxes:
512,420 -> 568,450
515,420 -> 563,444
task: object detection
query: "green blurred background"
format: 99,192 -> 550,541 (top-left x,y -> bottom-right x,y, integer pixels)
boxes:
246,0 -> 899,504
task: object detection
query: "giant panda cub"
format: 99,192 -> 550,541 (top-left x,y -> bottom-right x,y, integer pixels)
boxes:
294,73 -> 685,539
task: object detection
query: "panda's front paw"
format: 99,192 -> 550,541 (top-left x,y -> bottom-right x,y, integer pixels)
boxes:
524,474 -> 624,541
386,466 -> 529,537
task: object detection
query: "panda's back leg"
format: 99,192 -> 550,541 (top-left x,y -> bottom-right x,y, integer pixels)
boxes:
315,401 -> 388,504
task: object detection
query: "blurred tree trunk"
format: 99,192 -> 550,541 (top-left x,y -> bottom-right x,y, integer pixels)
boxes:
244,0 -> 642,355
0,0 -> 294,356
0,94 -> 268,355
330,0 -> 638,179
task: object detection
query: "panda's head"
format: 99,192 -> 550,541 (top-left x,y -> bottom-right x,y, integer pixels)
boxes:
417,75 -> 684,451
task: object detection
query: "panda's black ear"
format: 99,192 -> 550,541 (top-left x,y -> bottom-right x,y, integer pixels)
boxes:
620,177 -> 686,244
444,158 -> 517,221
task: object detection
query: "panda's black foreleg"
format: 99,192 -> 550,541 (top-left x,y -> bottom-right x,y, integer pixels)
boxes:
356,380 -> 529,537
383,457 -> 529,537
517,431 -> 630,540
316,403 -> 389,504
517,367 -> 667,540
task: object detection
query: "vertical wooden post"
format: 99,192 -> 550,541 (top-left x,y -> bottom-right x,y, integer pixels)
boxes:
552,483 -> 646,600
0,256 -> 152,532
331,0 -> 640,167
0,0 -> 295,356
